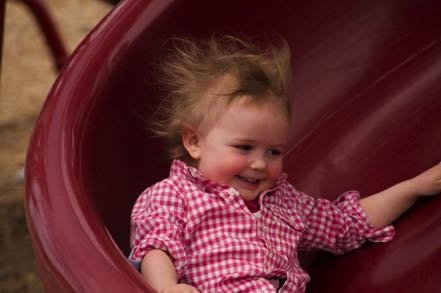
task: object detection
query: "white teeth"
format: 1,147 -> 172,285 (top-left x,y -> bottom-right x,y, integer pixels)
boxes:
237,176 -> 259,183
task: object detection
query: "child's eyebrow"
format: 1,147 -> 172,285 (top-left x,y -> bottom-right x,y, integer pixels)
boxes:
231,137 -> 286,148
271,144 -> 287,150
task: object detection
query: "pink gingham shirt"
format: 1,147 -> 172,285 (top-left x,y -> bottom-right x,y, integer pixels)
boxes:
130,160 -> 394,292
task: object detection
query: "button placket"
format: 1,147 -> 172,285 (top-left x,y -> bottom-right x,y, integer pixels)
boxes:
223,188 -> 248,213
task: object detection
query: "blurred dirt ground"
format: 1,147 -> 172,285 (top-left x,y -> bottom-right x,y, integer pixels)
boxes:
1,0 -> 112,291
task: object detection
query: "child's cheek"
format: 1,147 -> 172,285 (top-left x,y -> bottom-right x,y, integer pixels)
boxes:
269,162 -> 283,180
226,155 -> 248,174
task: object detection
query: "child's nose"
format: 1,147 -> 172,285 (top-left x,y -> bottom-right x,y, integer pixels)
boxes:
250,157 -> 266,171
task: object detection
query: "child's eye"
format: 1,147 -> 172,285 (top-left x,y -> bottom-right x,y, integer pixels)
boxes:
234,145 -> 253,152
267,149 -> 282,157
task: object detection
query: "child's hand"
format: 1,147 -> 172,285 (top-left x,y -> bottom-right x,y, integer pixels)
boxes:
407,162 -> 441,197
159,284 -> 200,293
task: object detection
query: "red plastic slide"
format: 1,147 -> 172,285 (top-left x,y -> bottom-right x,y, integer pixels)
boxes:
25,0 -> 441,292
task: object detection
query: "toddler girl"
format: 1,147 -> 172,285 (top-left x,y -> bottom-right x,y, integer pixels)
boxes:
129,36 -> 441,292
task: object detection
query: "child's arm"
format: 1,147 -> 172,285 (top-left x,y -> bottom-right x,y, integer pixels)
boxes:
360,163 -> 441,229
141,249 -> 199,293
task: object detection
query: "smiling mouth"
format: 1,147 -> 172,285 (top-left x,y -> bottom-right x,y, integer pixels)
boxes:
236,175 -> 261,184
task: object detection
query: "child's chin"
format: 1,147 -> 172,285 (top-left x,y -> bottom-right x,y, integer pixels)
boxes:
239,192 -> 260,201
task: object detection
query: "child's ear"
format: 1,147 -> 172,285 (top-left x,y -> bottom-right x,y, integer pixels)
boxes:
182,125 -> 201,160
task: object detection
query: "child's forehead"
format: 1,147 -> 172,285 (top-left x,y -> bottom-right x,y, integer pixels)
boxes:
194,72 -> 290,132
197,94 -> 289,135
211,97 -> 290,145
224,93 -> 290,120
226,96 -> 290,122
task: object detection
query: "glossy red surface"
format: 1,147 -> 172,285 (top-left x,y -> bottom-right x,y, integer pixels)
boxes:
25,0 -> 441,292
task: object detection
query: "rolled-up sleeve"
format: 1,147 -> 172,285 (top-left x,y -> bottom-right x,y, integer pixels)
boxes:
129,180 -> 188,277
298,190 -> 395,254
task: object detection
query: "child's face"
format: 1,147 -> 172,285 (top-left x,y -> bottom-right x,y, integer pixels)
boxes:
183,97 -> 290,201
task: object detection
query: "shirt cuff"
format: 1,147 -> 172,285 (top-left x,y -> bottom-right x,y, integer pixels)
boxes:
334,190 -> 395,243
129,237 -> 188,277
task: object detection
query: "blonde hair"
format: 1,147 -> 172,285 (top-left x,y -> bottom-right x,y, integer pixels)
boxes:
151,35 -> 292,164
